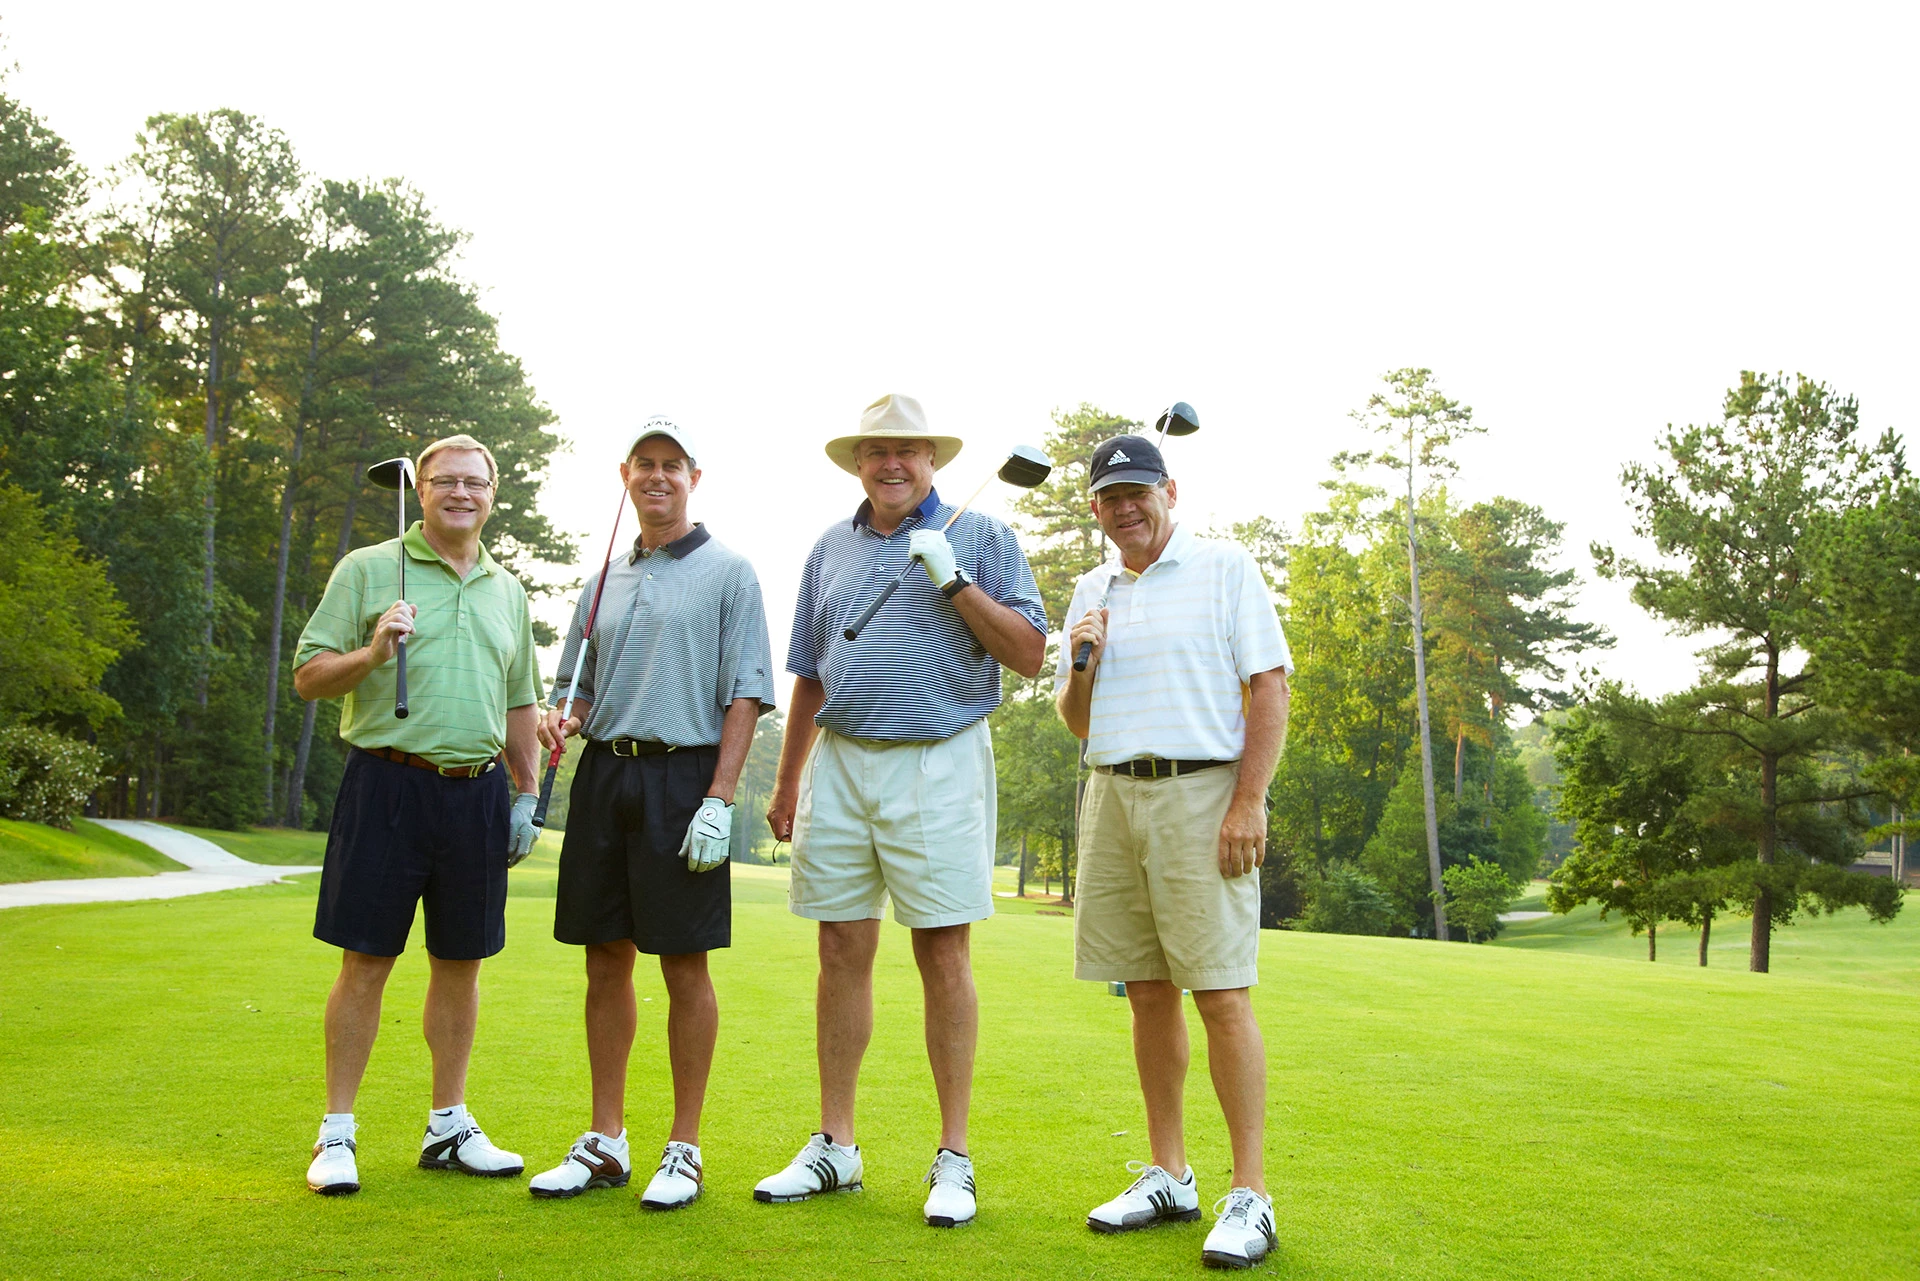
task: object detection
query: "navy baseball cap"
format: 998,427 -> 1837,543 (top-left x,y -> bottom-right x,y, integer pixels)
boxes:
1089,434 -> 1169,491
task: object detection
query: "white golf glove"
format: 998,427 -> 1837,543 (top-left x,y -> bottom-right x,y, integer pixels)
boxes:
680,796 -> 733,873
909,528 -> 958,590
508,793 -> 540,867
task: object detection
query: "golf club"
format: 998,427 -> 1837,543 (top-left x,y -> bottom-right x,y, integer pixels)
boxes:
843,444 -> 1054,641
532,487 -> 629,828
364,457 -> 416,718
1073,402 -> 1200,671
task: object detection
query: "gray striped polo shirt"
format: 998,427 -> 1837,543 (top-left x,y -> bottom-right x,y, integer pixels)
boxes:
550,524 -> 777,745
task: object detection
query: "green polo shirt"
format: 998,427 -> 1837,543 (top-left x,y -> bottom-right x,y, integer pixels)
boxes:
294,523 -> 541,767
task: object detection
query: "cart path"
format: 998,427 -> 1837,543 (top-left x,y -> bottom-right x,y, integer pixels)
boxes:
0,820 -> 319,910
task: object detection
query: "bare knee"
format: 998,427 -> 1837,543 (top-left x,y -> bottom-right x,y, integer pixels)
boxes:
1191,987 -> 1257,1035
585,940 -> 637,991
819,921 -> 880,975
658,951 -> 712,1001
910,924 -> 970,974
337,950 -> 397,994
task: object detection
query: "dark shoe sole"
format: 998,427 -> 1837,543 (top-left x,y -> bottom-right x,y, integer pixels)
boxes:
1203,1243 -> 1273,1270
926,1214 -> 974,1228
640,1185 -> 702,1211
420,1157 -> 525,1178
531,1173 -> 630,1199
753,1181 -> 863,1203
1088,1207 -> 1203,1234
310,1182 -> 359,1196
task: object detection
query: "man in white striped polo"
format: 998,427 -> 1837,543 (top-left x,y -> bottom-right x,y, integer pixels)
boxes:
759,393 -> 1048,1227
1054,432 -> 1292,1271
527,417 -> 775,1209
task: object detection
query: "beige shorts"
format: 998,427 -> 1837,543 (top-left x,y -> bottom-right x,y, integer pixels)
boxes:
789,720 -> 995,929
1073,764 -> 1261,990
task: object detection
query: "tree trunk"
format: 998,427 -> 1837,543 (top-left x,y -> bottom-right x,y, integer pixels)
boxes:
1751,644 -> 1781,973
287,465 -> 365,824
1059,825 -> 1075,905
198,304 -> 222,709
1699,909 -> 1712,967
1407,453 -> 1449,942
261,310 -> 324,818
1016,833 -> 1028,898
1648,924 -> 1656,962
1454,725 -> 1466,800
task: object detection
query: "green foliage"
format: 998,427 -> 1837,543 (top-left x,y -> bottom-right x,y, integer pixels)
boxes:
1441,857 -> 1519,943
0,726 -> 105,827
1296,861 -> 1396,935
0,484 -> 135,727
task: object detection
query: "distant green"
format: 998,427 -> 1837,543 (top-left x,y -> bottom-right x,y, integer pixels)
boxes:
172,823 -> 328,866
0,816 -> 184,883
0,862 -> 1914,1278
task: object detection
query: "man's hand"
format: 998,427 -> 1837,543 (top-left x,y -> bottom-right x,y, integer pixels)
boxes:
1217,795 -> 1266,879
766,784 -> 797,842
1067,606 -> 1110,674
508,793 -> 540,867
536,705 -> 584,751
368,600 -> 416,666
681,797 -> 733,872
909,529 -> 958,590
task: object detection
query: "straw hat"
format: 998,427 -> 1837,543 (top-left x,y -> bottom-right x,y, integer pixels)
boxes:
824,394 -> 965,475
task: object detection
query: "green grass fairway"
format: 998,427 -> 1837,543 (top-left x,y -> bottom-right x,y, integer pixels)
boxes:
171,823 -> 329,866
2,859 -> 1916,1279
0,817 -> 185,883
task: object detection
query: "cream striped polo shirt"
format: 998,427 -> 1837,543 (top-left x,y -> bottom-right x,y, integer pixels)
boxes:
1053,524 -> 1292,768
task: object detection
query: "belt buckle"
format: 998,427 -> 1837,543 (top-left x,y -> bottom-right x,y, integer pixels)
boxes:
611,739 -> 636,758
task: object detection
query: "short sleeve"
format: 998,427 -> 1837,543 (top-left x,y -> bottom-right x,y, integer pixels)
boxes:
785,540 -> 827,680
1228,549 -> 1292,679
972,518 -> 1049,637
294,554 -> 368,668
721,562 -> 778,710
508,587 -> 541,708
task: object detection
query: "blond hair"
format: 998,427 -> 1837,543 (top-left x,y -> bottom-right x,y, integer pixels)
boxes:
415,434 -> 499,486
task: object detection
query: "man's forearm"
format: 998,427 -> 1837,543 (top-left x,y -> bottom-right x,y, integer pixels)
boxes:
504,703 -> 540,793
1232,670 -> 1290,807
775,676 -> 826,793
706,698 -> 761,802
293,649 -> 378,701
952,588 -> 1046,677
1056,671 -> 1092,740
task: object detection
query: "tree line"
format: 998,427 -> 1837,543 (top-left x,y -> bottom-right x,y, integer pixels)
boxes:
0,86 -> 568,832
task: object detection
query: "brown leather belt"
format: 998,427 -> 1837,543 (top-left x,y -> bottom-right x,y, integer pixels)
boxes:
358,746 -> 499,778
1095,757 -> 1233,779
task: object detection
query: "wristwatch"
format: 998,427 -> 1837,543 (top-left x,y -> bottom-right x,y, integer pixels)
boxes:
941,568 -> 971,599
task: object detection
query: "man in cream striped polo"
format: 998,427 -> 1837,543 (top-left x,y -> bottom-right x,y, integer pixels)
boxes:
1054,432 -> 1292,1271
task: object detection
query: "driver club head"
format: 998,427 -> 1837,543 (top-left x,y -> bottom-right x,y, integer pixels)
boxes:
1156,402 -> 1200,438
366,457 -> 415,490
997,444 -> 1054,488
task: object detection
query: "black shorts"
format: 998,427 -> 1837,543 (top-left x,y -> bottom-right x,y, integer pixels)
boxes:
314,749 -> 510,960
554,742 -> 730,954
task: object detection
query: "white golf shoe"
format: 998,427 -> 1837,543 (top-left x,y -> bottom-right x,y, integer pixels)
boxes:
1202,1187 -> 1277,1270
529,1131 -> 630,1198
752,1133 -> 864,1202
922,1148 -> 976,1227
1086,1161 -> 1201,1233
307,1116 -> 359,1196
640,1140 -> 703,1210
417,1106 -> 524,1178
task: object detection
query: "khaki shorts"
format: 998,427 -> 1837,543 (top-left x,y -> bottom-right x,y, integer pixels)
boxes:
1073,764 -> 1261,990
789,720 -> 995,929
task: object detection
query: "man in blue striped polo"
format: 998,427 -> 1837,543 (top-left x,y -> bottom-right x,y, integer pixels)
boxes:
758,393 -> 1048,1227
1054,432 -> 1292,1271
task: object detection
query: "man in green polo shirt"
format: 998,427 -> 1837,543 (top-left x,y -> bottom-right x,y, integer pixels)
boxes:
292,432 -> 543,1197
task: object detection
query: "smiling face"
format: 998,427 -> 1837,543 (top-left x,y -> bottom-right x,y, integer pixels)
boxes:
1091,477 -> 1179,569
622,436 -> 700,532
856,437 -> 936,529
416,448 -> 496,539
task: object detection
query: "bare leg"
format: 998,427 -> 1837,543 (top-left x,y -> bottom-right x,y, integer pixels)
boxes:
324,950 -> 398,1113
423,954 -> 482,1109
659,952 -> 717,1145
586,940 -> 638,1136
817,919 -> 881,1143
1126,979 -> 1190,1173
1192,987 -> 1266,1194
911,924 -> 977,1154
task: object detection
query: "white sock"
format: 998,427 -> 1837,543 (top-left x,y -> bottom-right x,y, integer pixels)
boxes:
428,1103 -> 469,1134
319,1113 -> 355,1141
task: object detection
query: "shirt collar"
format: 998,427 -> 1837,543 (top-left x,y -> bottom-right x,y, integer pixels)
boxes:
629,522 -> 712,564
1106,522 -> 1191,575
852,486 -> 941,531
402,521 -> 497,575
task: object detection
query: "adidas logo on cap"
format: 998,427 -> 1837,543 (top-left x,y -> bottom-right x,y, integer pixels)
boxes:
1108,449 -> 1131,463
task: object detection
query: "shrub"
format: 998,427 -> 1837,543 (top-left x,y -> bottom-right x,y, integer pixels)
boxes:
1442,856 -> 1521,943
0,726 -> 105,828
1296,862 -> 1397,936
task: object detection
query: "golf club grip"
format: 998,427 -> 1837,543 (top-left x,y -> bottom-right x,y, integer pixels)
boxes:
531,761 -> 558,828
1073,638 -> 1094,671
844,570 -> 908,641
393,637 -> 409,718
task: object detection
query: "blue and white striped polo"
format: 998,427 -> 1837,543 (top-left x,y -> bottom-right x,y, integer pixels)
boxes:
788,489 -> 1048,742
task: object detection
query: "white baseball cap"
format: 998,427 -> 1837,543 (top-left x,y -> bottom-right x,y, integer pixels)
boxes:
627,415 -> 697,466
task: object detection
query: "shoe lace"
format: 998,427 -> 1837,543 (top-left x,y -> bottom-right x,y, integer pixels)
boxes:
660,1141 -> 699,1181
924,1151 -> 972,1188
790,1134 -> 830,1167
1212,1189 -> 1258,1226
1120,1159 -> 1163,1197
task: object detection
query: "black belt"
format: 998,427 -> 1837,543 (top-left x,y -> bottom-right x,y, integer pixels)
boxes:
1094,757 -> 1234,779
590,738 -> 714,758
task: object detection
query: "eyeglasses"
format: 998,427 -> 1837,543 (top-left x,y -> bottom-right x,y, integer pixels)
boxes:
425,476 -> 494,493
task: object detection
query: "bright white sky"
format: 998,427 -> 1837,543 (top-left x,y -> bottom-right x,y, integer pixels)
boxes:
13,3 -> 1917,700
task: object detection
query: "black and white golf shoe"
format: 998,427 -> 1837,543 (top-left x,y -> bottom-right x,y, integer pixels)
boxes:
752,1133 -> 863,1202
1202,1187 -> 1277,1270
417,1107 -> 524,1178
1086,1160 -> 1201,1233
922,1148 -> 977,1227
307,1118 -> 360,1196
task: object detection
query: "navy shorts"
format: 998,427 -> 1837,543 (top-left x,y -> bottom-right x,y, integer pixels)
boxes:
554,743 -> 730,954
314,749 -> 511,960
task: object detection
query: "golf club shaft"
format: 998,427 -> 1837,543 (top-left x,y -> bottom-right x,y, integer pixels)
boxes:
394,482 -> 411,718
533,489 -> 628,827
841,477 -> 993,642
